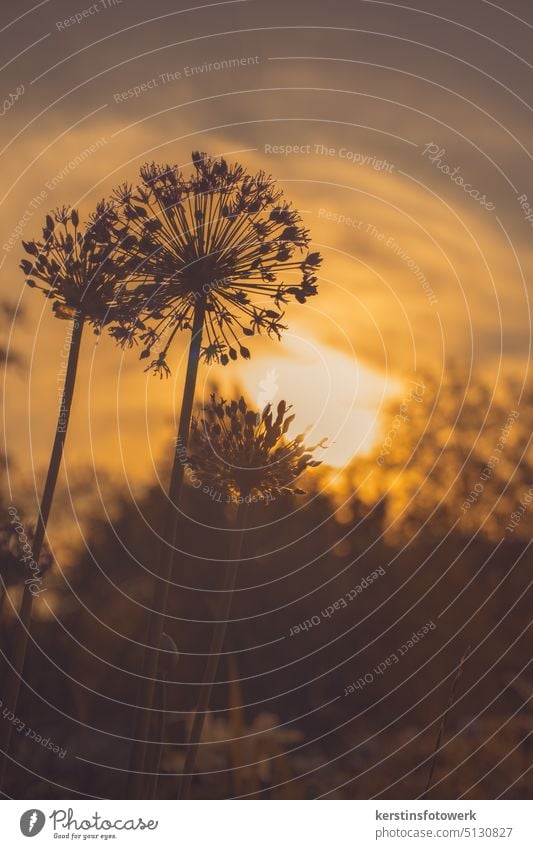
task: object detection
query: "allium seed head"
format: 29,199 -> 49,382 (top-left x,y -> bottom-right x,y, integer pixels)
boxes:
20,204 -> 141,338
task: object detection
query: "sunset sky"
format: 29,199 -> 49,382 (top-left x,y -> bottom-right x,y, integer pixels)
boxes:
2,0 -> 532,492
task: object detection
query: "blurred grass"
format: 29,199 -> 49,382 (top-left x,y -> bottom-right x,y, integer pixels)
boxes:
1,367 -> 531,799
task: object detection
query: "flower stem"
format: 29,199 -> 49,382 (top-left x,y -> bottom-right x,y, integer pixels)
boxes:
128,300 -> 205,798
422,645 -> 470,798
178,499 -> 249,800
145,672 -> 169,800
0,315 -> 84,792
0,587 -> 8,685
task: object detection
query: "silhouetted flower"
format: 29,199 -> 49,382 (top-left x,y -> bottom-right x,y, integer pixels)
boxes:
112,156 -> 323,785
188,394 -> 325,500
110,152 -> 322,372
20,204 -> 139,336
4,204 -> 144,772
181,394 -> 325,797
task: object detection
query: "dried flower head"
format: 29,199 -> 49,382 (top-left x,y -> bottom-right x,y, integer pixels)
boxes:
188,394 -> 325,501
20,204 -> 139,335
110,152 -> 322,374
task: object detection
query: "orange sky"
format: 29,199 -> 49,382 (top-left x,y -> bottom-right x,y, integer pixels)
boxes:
2,0 -> 532,496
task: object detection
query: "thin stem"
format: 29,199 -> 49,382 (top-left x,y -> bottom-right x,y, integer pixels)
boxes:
178,499 -> 249,800
127,300 -> 206,798
143,631 -> 178,800
0,585 -> 8,688
0,315 -> 84,792
145,672 -> 168,800
422,645 -> 471,798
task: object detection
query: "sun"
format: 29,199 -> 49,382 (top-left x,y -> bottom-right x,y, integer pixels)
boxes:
219,337 -> 401,469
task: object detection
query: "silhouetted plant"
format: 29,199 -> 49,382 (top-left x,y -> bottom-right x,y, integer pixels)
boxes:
110,152 -> 322,797
22,204 -> 138,329
113,151 -> 320,374
178,395 -> 324,799
144,632 -> 180,800
0,204 -> 137,789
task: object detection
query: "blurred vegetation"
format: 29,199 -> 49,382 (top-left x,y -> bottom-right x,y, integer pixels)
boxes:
347,369 -> 533,543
